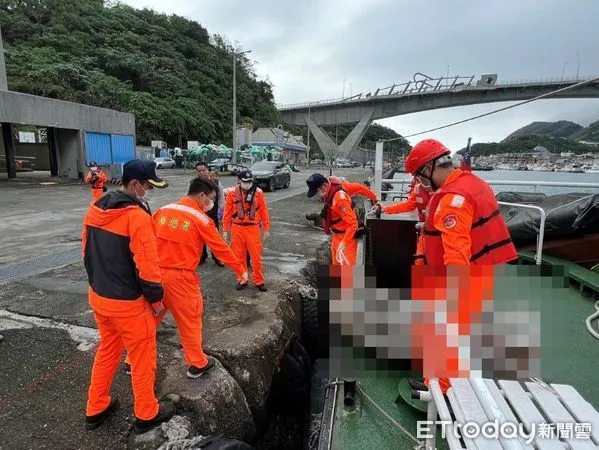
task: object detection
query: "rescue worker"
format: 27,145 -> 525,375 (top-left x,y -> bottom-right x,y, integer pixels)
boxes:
85,161 -> 109,202
82,159 -> 175,434
381,178 -> 430,265
404,138 -> 517,395
124,177 -> 249,378
195,162 -> 225,267
222,170 -> 270,292
306,173 -> 379,265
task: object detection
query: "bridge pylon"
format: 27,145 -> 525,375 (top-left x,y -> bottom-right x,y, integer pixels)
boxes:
303,107 -> 375,161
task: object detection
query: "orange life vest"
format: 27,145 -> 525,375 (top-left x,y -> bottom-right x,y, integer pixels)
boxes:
413,180 -> 430,222
423,171 -> 518,265
323,178 -> 345,234
233,185 -> 258,223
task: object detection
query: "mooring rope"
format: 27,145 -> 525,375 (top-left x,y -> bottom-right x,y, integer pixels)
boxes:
355,385 -> 423,446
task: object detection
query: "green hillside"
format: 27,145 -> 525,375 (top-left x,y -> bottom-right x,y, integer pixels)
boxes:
502,120 -> 583,142
0,0 -> 407,155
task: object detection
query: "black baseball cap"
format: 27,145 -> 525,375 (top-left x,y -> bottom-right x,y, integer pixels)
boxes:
237,169 -> 253,182
122,159 -> 167,188
88,161 -> 98,167
306,173 -> 328,198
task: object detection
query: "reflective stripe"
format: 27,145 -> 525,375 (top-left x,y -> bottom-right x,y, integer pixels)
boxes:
450,194 -> 465,208
160,203 -> 211,225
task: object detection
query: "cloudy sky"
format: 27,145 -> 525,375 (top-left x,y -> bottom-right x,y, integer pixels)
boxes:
124,0 -> 599,151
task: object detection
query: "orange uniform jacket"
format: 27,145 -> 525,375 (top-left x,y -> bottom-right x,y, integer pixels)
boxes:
82,191 -> 163,317
339,181 -> 378,202
222,186 -> 270,233
153,196 -> 246,277
85,170 -> 109,190
329,189 -> 359,246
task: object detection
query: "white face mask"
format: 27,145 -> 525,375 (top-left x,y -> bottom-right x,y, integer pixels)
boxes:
134,181 -> 151,204
203,199 -> 214,212
240,182 -> 252,191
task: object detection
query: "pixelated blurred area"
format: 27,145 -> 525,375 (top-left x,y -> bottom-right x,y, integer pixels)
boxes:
313,263 -> 569,381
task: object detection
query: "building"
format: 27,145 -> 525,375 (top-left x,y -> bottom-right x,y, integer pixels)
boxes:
251,126 -> 308,165
0,27 -> 136,181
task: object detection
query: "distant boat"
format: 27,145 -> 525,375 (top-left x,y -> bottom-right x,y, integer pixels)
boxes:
472,164 -> 493,171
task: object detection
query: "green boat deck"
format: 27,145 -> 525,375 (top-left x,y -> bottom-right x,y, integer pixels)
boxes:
327,254 -> 599,450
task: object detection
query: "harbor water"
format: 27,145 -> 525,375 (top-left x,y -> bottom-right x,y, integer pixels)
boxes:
392,169 -> 599,196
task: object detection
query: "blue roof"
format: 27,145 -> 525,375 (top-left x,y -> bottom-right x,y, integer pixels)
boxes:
252,142 -> 308,153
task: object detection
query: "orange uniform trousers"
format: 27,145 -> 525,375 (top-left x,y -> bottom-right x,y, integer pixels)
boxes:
418,266 -> 495,394
91,188 -> 104,202
331,233 -> 358,265
231,223 -> 264,285
126,268 -> 209,369
415,232 -> 424,266
86,305 -> 159,420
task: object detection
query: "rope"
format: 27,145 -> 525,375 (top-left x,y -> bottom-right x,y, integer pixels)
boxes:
355,385 -> 423,446
381,76 -> 599,142
585,300 -> 599,340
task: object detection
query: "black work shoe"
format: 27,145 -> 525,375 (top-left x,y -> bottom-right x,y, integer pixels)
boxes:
124,363 -> 131,375
85,398 -> 119,430
408,378 -> 428,391
133,401 -> 176,435
256,284 -> 268,292
187,356 -> 217,379
236,282 -> 248,291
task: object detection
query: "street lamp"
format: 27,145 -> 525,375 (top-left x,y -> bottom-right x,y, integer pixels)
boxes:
576,53 -> 580,79
232,49 -> 252,164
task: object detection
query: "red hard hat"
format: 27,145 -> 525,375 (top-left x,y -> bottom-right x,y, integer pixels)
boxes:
405,139 -> 451,174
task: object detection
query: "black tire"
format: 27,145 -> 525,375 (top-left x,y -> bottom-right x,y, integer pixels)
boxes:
302,292 -> 319,352
268,177 -> 276,192
284,176 -> 290,188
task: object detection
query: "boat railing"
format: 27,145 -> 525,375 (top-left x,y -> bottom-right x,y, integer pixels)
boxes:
378,178 -> 599,194
496,202 -> 546,265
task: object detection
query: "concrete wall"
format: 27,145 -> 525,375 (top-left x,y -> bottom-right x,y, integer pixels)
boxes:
0,90 -> 135,135
56,129 -> 83,180
15,143 -> 50,170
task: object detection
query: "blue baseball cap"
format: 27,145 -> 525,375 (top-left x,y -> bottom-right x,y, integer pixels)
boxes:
306,173 -> 327,198
123,159 -> 167,188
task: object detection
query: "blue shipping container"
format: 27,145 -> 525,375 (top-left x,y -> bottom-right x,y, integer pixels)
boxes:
85,132 -> 111,165
111,134 -> 135,164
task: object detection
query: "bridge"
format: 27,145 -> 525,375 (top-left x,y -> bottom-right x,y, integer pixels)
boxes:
277,73 -> 599,160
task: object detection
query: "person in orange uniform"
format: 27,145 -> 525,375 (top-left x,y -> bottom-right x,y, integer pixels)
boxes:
85,161 -> 109,202
82,159 -> 175,434
306,173 -> 379,265
222,170 -> 270,292
404,138 -> 517,395
382,178 -> 430,264
148,176 -> 248,378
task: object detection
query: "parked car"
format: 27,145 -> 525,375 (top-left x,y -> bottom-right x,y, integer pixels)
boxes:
249,160 -> 291,192
208,158 -> 230,172
154,157 -> 176,169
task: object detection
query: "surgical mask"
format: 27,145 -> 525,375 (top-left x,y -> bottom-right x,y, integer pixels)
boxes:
134,181 -> 151,204
240,182 -> 252,191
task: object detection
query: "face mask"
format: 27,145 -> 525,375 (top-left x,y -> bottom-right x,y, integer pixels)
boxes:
91,167 -> 98,172
240,182 -> 252,191
134,181 -> 151,203
203,199 -> 214,212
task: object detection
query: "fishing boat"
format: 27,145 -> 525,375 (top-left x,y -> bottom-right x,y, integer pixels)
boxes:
308,154 -> 599,450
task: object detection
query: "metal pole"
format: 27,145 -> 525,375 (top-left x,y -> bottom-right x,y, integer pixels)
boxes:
576,53 -> 580,79
0,25 -> 8,91
374,141 -> 383,198
232,51 -> 237,164
306,105 -> 311,167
